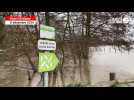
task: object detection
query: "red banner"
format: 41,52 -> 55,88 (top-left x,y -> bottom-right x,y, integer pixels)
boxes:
4,16 -> 36,21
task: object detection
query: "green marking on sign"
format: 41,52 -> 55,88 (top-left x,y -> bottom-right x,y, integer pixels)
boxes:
38,52 -> 59,72
40,25 -> 55,32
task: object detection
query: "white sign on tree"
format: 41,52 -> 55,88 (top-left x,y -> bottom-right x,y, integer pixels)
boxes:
40,25 -> 55,39
38,39 -> 56,50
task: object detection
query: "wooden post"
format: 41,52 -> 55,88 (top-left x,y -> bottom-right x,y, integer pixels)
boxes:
109,72 -> 116,81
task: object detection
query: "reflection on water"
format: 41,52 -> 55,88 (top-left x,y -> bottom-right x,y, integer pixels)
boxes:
0,51 -> 29,87
89,45 -> 134,85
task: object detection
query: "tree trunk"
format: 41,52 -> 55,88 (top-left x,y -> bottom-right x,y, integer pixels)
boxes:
86,12 -> 91,37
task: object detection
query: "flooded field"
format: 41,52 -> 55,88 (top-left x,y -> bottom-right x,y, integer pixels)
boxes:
1,45 -> 134,87
89,45 -> 134,85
